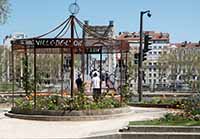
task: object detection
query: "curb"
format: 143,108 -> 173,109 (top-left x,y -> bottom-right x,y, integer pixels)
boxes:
84,132 -> 200,139
5,109 -> 133,121
128,103 -> 178,108
120,125 -> 200,132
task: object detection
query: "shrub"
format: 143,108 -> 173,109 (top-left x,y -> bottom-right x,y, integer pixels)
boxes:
121,84 -> 133,103
14,94 -> 122,111
15,97 -> 34,110
0,96 -> 11,103
180,93 -> 200,116
160,113 -> 190,122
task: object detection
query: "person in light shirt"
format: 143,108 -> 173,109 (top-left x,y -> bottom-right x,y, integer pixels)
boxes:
91,72 -> 101,101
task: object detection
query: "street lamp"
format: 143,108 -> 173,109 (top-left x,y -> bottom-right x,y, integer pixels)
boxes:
138,10 -> 151,102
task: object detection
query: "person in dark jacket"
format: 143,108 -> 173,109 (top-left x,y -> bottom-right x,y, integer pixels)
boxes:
76,74 -> 83,92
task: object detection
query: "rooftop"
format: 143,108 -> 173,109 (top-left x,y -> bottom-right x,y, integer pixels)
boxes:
117,31 -> 170,41
171,41 -> 200,48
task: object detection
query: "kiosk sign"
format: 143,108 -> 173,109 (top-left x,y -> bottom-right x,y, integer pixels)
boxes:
34,39 -> 83,48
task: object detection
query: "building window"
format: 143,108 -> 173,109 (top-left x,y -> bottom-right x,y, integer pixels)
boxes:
149,68 -> 152,71
153,52 -> 157,55
158,51 -> 162,54
154,68 -> 156,71
154,46 -> 157,49
154,79 -> 156,83
149,79 -> 152,83
149,73 -> 152,77
154,73 -> 156,77
149,62 -> 152,65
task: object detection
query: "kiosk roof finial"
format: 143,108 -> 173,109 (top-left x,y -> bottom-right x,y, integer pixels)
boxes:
69,0 -> 80,15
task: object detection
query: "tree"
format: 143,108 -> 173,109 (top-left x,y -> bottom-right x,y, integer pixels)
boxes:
120,52 -> 138,103
0,46 -> 10,82
158,47 -> 200,92
0,47 -> 4,81
157,48 -> 179,87
0,0 -> 10,24
21,56 -> 34,96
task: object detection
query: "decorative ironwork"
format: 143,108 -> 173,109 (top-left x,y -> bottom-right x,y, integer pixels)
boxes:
69,2 -> 80,15
11,4 -> 130,108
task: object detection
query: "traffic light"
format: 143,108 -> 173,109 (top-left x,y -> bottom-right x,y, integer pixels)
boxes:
134,53 -> 139,64
142,34 -> 152,61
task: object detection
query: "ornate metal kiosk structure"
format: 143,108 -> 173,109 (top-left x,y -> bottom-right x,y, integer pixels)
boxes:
11,2 -> 129,108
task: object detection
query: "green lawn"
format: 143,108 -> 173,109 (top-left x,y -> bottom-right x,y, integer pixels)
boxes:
129,119 -> 200,126
0,83 -> 18,92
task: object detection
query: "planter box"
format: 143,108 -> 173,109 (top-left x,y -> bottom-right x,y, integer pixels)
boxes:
5,106 -> 132,121
10,106 -> 131,116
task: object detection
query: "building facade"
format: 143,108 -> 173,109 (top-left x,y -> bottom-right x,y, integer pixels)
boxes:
84,21 -> 117,76
117,31 -> 170,91
164,42 -> 200,91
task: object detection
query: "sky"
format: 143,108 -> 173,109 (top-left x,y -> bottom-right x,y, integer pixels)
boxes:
0,0 -> 200,44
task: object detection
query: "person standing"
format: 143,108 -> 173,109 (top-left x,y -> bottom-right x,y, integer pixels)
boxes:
91,72 -> 101,101
76,74 -> 83,92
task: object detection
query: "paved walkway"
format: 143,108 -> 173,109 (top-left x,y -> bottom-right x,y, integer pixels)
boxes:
0,107 -> 170,139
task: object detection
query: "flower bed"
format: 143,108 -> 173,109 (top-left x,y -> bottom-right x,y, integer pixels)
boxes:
6,94 -> 132,121
10,106 -> 131,116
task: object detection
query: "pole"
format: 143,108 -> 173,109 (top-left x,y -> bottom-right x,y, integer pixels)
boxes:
82,22 -> 86,82
86,53 -> 89,75
34,43 -> 37,109
70,15 -> 75,98
11,42 -> 15,107
100,47 -> 102,94
125,52 -> 128,83
138,12 -> 143,102
120,50 -> 123,104
61,47 -> 64,97
25,44 -> 28,95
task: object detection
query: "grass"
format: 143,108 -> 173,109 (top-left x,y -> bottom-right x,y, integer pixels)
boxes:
129,98 -> 182,105
129,113 -> 200,126
129,119 -> 200,126
0,83 -> 18,92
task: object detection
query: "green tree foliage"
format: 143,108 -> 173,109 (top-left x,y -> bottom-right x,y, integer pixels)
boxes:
21,57 -> 34,96
121,56 -> 137,103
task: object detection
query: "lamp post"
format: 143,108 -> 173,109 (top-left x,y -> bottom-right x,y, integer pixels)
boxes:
138,10 -> 151,102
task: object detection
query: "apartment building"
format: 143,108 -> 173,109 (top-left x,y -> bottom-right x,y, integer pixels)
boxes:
117,31 -> 170,90
166,41 -> 200,91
